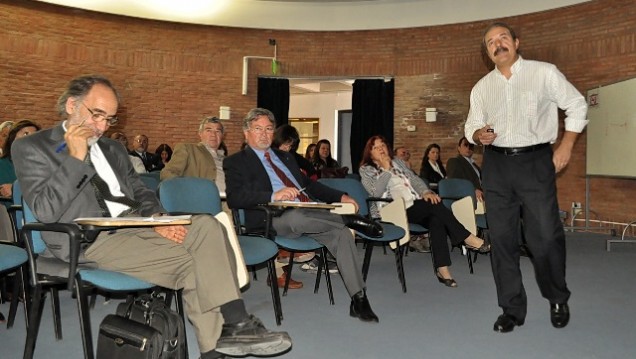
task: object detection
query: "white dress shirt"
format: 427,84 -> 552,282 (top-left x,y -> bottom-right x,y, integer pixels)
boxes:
465,56 -> 588,147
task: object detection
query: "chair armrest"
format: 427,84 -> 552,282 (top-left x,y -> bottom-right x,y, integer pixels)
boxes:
21,222 -> 84,291
230,205 -> 274,239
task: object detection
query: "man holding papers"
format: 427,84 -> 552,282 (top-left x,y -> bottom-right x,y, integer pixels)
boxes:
13,75 -> 291,359
224,108 -> 380,323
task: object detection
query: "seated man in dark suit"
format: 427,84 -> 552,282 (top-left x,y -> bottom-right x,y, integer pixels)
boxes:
13,75 -> 291,359
224,107 -> 379,323
130,134 -> 164,172
446,136 -> 484,202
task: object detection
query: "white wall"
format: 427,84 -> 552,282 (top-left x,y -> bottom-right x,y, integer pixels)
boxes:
289,91 -> 352,159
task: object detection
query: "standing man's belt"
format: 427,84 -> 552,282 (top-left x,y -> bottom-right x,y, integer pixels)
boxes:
486,143 -> 550,156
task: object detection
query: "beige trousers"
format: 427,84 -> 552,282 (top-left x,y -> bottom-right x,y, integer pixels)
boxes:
85,215 -> 241,352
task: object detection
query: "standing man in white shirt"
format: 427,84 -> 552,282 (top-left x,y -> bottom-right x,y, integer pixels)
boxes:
465,22 -> 588,333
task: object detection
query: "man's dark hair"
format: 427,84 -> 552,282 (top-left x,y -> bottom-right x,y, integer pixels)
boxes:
56,75 -> 119,118
481,22 -> 519,57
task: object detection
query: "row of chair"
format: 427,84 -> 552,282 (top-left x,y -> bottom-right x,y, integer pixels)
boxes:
2,175 -> 484,358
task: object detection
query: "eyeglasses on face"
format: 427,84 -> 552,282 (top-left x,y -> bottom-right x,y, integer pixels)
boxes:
249,126 -> 275,134
82,102 -> 119,126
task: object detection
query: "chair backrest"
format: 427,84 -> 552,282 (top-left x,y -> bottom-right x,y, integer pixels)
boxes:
21,200 -> 48,255
139,172 -> 161,192
11,180 -> 24,231
158,177 -> 222,215
438,178 -> 477,209
318,178 -> 370,217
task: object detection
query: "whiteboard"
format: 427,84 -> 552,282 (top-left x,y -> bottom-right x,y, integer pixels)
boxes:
586,78 -> 636,178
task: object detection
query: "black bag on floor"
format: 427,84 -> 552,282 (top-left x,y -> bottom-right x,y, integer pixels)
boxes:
97,293 -> 186,359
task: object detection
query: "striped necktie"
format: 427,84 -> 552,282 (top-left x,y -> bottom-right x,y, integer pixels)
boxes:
264,152 -> 311,202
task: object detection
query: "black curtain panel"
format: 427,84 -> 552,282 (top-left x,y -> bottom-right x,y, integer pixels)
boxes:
257,77 -> 290,127
350,78 -> 394,172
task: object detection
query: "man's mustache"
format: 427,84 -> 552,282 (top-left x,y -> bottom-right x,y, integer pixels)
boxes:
494,46 -> 509,56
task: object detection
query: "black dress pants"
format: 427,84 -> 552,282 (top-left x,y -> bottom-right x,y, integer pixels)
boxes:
483,146 -> 570,321
406,199 -> 471,268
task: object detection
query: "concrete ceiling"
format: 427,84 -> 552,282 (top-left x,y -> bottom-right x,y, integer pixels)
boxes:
37,0 -> 591,31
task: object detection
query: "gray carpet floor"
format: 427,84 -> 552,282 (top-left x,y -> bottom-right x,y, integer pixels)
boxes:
1,231 -> 635,359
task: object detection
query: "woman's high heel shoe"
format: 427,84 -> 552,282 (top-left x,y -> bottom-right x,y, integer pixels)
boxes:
464,240 -> 491,253
436,271 -> 458,288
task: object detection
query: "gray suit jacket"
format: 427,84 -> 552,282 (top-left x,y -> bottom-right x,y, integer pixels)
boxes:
12,124 -> 164,262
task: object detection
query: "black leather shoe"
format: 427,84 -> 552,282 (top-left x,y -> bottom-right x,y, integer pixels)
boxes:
493,314 -> 524,333
342,214 -> 383,238
216,315 -> 292,357
550,303 -> 570,328
350,291 -> 379,323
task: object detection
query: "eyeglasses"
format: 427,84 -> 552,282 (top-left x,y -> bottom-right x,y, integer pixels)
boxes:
82,103 -> 119,126
249,126 -> 275,134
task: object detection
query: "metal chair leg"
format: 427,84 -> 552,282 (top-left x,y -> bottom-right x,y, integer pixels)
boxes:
49,287 -> 63,340
362,242 -> 374,281
394,244 -> 407,293
266,260 -> 283,325
23,285 -> 45,359
320,248 -> 334,305
174,289 -> 189,359
7,266 -> 24,328
75,276 -> 95,359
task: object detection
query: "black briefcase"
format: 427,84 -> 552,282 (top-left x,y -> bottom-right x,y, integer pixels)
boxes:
97,314 -> 163,359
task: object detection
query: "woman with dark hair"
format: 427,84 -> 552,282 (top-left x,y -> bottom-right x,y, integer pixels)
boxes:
359,135 -> 489,287
155,143 -> 173,164
419,143 -> 446,185
304,143 -> 316,160
312,139 -> 347,178
0,120 -> 41,198
273,125 -> 316,178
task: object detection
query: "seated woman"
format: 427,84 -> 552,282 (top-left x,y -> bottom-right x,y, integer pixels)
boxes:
359,135 -> 489,287
419,143 -> 446,188
312,139 -> 347,178
155,143 -> 173,165
0,120 -> 41,200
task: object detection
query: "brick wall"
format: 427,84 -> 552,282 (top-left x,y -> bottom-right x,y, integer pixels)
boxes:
1,0 -> 635,224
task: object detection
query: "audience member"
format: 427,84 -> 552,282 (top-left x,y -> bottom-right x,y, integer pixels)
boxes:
270,124 -> 319,289
130,134 -> 164,172
394,146 -> 413,170
465,22 -> 587,333
447,136 -> 484,202
304,143 -> 316,161
0,121 -> 14,157
312,139 -> 347,178
155,143 -> 173,165
110,131 -> 146,173
224,107 -> 379,323
0,120 -> 41,200
161,116 -> 226,193
12,75 -> 291,358
359,135 -> 490,288
419,143 -> 446,186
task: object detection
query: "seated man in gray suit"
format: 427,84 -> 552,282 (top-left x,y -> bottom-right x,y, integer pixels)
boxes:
160,116 -> 226,192
224,107 -> 379,323
446,136 -> 485,202
12,75 -> 291,359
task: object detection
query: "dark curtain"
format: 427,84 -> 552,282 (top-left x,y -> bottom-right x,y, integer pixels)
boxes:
350,78 -> 394,172
257,77 -> 290,127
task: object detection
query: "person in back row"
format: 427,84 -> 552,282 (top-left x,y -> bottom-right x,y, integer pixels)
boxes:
224,107 -> 380,323
161,116 -> 226,193
12,75 -> 291,359
130,134 -> 164,172
447,136 -> 484,202
419,143 -> 446,187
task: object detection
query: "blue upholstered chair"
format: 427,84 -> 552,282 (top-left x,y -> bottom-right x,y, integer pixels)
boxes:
138,172 -> 161,192
20,199 -> 186,359
318,178 -> 408,292
158,177 -> 284,324
0,242 -> 27,328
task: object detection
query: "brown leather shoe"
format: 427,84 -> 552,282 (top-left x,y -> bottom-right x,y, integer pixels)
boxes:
267,272 -> 303,289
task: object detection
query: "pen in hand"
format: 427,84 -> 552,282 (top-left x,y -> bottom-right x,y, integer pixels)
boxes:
55,119 -> 90,153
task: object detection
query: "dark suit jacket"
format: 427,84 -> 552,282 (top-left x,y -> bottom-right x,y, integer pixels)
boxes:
223,147 -> 345,232
419,160 -> 446,185
12,124 -> 164,262
446,155 -> 482,191
130,150 -> 164,172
